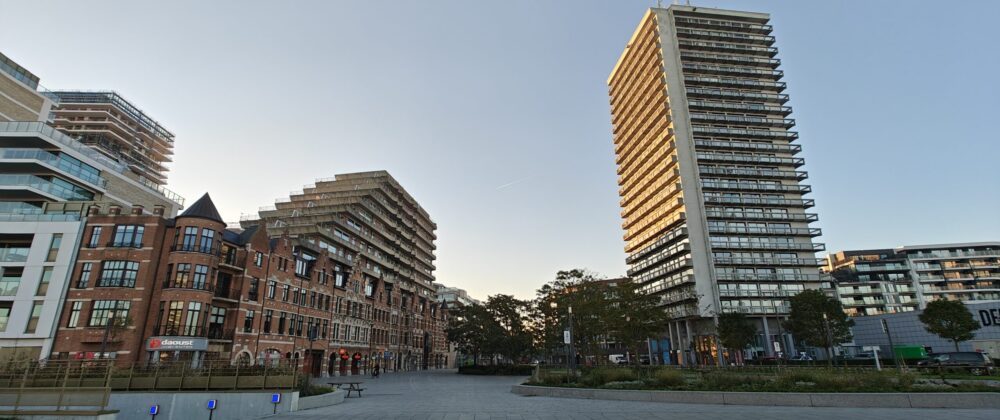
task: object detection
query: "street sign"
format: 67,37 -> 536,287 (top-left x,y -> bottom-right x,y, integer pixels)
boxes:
149,405 -> 159,416
563,329 -> 571,344
207,399 -> 217,410
271,393 -> 281,404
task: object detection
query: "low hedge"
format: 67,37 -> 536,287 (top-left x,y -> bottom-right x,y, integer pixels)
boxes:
458,364 -> 534,375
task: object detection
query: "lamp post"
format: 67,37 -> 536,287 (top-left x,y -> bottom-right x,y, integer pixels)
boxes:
822,312 -> 834,367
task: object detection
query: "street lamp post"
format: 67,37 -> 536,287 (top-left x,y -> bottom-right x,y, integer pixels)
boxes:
822,312 -> 834,367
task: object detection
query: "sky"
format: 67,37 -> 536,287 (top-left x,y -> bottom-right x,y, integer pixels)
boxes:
2,0 -> 998,301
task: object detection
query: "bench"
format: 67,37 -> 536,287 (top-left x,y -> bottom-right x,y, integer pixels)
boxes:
328,381 -> 365,398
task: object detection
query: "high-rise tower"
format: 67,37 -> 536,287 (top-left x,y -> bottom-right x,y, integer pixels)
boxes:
608,5 -> 824,358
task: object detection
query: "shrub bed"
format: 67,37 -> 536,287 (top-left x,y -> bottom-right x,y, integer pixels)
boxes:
458,365 -> 534,375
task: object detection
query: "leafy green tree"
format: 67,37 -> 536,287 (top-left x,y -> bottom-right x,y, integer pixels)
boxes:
918,299 -> 981,351
782,290 -> 854,365
445,304 -> 499,366
717,312 -> 756,364
484,294 -> 533,364
611,278 -> 669,367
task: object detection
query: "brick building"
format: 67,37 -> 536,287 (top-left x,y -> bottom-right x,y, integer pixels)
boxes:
50,191 -> 449,375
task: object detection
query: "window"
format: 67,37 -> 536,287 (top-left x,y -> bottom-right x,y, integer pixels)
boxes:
111,225 -> 143,248
263,309 -> 273,333
173,263 -> 191,287
87,226 -> 102,248
163,301 -> 183,334
277,312 -> 287,334
0,267 -> 22,296
98,261 -> 139,287
200,229 -> 215,253
281,285 -> 290,302
296,316 -> 304,337
267,280 -> 276,299
255,252 -> 263,267
76,263 -> 92,289
0,302 -> 11,332
36,267 -> 53,296
24,301 -> 43,334
181,227 -> 198,251
89,300 -> 130,328
248,278 -> 260,301
67,301 -> 83,328
208,306 -> 226,338
300,290 -> 307,305
243,310 -> 255,333
184,302 -> 202,335
321,319 -> 328,339
192,265 -> 209,289
46,234 -> 62,262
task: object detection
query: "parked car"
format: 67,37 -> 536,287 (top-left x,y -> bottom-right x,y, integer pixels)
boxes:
788,353 -> 814,361
608,354 -> 627,365
639,355 -> 651,365
852,351 -> 876,360
918,352 -> 995,376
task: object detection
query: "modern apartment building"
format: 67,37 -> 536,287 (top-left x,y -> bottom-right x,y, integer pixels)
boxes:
0,52 -> 184,361
0,52 -> 55,123
246,171 -> 446,370
827,242 -> 1000,316
50,91 -> 174,186
608,5 -> 824,361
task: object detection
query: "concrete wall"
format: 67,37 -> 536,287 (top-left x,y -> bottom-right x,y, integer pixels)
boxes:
107,390 -> 299,420
297,390 -> 345,410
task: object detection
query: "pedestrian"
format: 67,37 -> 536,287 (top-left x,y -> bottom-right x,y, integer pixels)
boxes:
373,362 -> 380,378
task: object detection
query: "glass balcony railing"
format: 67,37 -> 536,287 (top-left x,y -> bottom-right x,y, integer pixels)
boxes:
716,273 -> 825,282
683,63 -> 783,79
705,210 -> 819,222
711,241 -> 825,251
676,28 -> 776,46
691,114 -> 795,128
692,126 -> 799,140
695,139 -> 800,153
701,181 -> 811,193
685,76 -> 787,92
688,100 -> 791,116
906,249 -> 1000,260
703,196 -> 815,208
680,52 -> 780,68
697,153 -> 804,167
709,226 -> 822,236
0,174 -> 95,201
674,16 -> 773,35
0,148 -> 107,188
0,247 -> 30,262
686,87 -> 789,104
677,40 -> 778,57
713,256 -> 825,266
699,166 -> 807,180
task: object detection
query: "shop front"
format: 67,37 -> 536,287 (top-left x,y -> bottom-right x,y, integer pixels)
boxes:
146,337 -> 209,367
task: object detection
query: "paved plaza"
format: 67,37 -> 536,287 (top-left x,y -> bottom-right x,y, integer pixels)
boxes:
267,369 -> 1000,419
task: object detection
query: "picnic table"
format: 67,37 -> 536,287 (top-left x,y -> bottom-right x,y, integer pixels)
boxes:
328,380 -> 365,398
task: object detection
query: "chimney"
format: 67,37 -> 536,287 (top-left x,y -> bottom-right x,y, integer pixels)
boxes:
131,204 -> 144,215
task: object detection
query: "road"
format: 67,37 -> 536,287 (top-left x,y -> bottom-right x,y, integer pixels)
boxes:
269,369 -> 999,419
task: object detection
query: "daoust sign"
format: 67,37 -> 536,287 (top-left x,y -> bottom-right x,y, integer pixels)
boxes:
146,337 -> 209,351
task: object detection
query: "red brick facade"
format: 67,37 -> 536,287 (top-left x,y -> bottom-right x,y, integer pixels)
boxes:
50,194 -> 449,375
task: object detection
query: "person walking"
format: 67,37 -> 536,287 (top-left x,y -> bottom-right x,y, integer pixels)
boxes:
373,362 -> 380,378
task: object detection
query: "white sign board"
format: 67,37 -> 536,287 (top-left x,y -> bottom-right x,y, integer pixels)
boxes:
563,330 -> 571,344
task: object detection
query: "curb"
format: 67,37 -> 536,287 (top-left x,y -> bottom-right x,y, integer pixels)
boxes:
510,385 -> 1000,409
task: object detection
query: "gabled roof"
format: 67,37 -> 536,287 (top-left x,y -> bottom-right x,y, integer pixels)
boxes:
178,193 -> 224,224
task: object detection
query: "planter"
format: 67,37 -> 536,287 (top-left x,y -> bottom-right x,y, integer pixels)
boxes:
297,390 -> 346,411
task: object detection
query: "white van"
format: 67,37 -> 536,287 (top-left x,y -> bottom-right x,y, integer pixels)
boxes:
608,354 -> 627,365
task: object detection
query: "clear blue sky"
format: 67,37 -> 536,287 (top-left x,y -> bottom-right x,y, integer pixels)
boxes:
2,0 -> 997,300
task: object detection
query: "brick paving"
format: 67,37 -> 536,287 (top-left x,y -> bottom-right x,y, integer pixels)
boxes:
268,369 -> 1000,419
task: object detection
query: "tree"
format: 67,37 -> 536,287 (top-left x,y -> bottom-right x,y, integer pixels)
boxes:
717,312 -> 756,365
919,299 -> 980,351
445,304 -> 498,366
484,294 -> 533,364
611,278 -> 669,367
782,290 -> 853,365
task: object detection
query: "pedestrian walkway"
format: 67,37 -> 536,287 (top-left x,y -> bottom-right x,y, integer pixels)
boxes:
275,369 -> 999,419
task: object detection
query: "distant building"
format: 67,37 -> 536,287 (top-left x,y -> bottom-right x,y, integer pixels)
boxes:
50,91 -> 174,186
827,242 -> 1000,317
435,284 -> 480,308
608,5 -> 824,363
850,300 -> 1000,359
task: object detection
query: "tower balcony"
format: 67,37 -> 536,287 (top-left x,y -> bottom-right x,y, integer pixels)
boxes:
686,87 -> 789,104
676,28 -> 776,46
713,256 -> 825,267
690,114 -> 795,128
684,76 -> 786,92
709,226 -> 822,237
695,139 -> 800,153
673,16 -> 773,35
699,166 -> 808,180
701,181 -> 811,194
680,52 -> 781,68
683,63 -> 783,80
696,152 -> 804,167
692,126 -> 799,140
689,100 -> 791,116
710,241 -> 826,252
703,196 -> 815,208
705,210 -> 819,222
717,273 -> 826,282
677,40 -> 778,57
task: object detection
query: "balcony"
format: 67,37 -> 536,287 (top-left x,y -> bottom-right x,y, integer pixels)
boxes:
170,244 -> 220,256
705,210 -> 819,222
704,196 -> 815,208
683,64 -> 783,80
689,100 -> 791,116
717,273 -> 826,282
0,174 -> 94,201
685,76 -> 786,92
701,181 -> 811,194
713,257 -> 825,266
692,126 -> 799,140
695,139 -> 800,154
721,305 -> 792,315
718,289 -> 797,298
677,40 -> 778,57
906,249 -> 1000,260
674,16 -> 772,35
691,114 -> 795,129
710,241 -> 825,252
676,28 -> 775,46
161,279 -> 213,292
699,166 -> 807,180
709,226 -> 822,237
696,153 -> 804,167
213,286 -> 242,301
0,148 -> 108,189
680,52 -> 781,69
626,226 -> 688,264
686,87 -> 789,104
